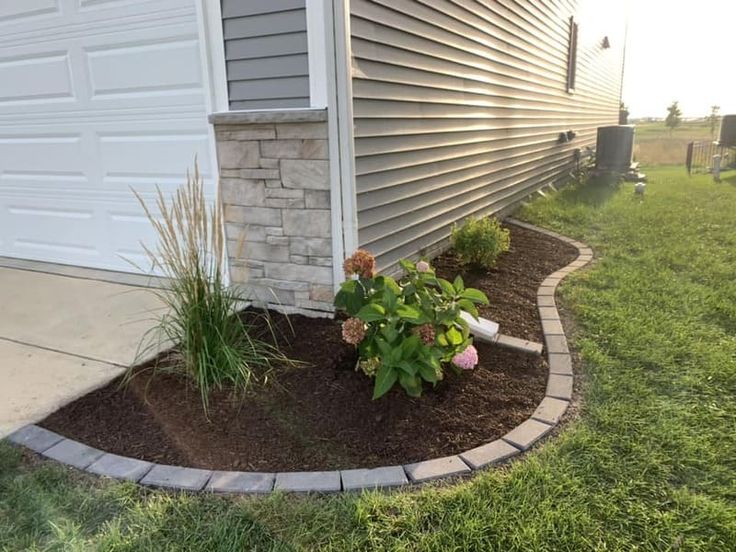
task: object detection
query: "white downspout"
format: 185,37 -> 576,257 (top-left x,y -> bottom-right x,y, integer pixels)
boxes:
332,0 -> 359,257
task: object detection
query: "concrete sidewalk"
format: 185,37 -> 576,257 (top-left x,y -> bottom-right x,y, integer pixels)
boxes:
0,267 -> 163,438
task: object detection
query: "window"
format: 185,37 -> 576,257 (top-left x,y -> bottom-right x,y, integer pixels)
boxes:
566,16 -> 578,92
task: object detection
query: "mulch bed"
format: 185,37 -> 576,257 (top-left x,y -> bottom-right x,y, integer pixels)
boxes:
39,224 -> 578,471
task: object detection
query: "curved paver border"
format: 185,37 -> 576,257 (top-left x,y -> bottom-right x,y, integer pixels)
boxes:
6,219 -> 592,494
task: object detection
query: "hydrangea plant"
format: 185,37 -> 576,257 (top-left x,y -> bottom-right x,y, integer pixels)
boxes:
335,250 -> 489,399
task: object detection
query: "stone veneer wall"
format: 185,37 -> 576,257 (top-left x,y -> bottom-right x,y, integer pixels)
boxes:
209,110 -> 335,313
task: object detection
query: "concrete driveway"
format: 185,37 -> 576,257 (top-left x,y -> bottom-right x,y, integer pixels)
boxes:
0,267 -> 164,438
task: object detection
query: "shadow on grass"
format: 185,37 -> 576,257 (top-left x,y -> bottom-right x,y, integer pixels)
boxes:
720,170 -> 736,185
0,444 -> 291,551
555,173 -> 621,207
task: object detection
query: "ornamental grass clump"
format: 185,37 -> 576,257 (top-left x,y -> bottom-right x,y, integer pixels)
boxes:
129,163 -> 287,413
335,250 -> 488,399
451,216 -> 511,270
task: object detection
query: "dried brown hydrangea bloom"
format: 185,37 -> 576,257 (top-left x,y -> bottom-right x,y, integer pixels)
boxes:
358,357 -> 380,377
343,249 -> 376,279
413,323 -> 436,345
342,317 -> 366,345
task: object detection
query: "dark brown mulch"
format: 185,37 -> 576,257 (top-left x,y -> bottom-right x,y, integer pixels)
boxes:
434,224 -> 579,342
39,224 -> 578,471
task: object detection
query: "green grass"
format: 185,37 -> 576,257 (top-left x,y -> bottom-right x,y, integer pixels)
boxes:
634,121 -> 716,165
3,166 -> 736,551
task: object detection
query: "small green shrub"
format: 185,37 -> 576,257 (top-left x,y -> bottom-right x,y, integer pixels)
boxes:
451,216 -> 510,269
129,163 -> 288,413
335,250 -> 488,399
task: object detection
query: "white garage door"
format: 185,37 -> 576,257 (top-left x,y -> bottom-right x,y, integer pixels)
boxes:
0,0 -> 213,273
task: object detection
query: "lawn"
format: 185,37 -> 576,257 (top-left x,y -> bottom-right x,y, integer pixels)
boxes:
2,166 -> 736,551
634,120 -> 716,165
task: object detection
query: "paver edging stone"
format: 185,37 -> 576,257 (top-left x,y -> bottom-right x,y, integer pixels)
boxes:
4,218 -> 591,494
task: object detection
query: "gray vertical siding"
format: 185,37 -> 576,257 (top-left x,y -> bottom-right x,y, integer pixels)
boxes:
222,0 -> 310,110
350,0 -> 625,271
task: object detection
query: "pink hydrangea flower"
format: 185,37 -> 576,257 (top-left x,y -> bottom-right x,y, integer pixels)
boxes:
452,344 -> 478,370
416,260 -> 430,273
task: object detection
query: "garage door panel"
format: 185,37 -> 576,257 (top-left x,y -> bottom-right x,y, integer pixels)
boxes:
0,0 -> 213,273
78,0 -> 163,11
0,51 -> 74,105
98,131 -> 211,181
108,207 -> 161,271
0,191 -> 162,271
0,3 -> 203,116
2,197 -> 103,263
0,0 -> 191,30
86,37 -> 202,99
0,134 -> 86,176
0,0 -> 60,24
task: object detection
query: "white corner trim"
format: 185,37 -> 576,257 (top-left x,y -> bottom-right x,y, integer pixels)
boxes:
324,0 -> 345,292
330,0 -> 359,259
195,0 -> 228,113
306,0 -> 329,109
324,0 -> 358,292
194,0 -> 229,282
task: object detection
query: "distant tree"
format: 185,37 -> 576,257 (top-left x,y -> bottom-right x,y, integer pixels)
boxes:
619,101 -> 629,125
665,101 -> 682,134
709,105 -> 720,138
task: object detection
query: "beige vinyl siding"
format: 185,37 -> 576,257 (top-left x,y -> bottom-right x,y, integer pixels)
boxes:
350,0 -> 625,271
222,0 -> 310,110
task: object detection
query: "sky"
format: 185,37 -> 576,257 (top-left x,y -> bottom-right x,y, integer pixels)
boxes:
622,0 -> 736,119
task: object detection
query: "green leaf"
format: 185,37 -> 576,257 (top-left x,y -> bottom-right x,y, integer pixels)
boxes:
340,279 -> 358,293
375,337 -> 392,357
398,372 -> 422,397
457,299 -> 479,318
401,334 -> 420,358
438,278 -> 456,296
398,360 -> 418,375
334,292 -> 348,310
437,333 -> 449,347
402,283 -> 417,297
418,362 -> 439,383
436,310 -> 455,325
357,303 -> 386,322
373,364 -> 398,399
447,326 -> 463,346
387,287 -> 399,312
395,304 -> 424,323
388,345 -> 402,365
461,288 -> 489,305
399,259 -> 415,272
346,293 -> 365,315
333,283 -> 354,310
384,276 -> 402,295
453,275 -> 465,293
380,324 -> 399,343
427,353 -> 441,370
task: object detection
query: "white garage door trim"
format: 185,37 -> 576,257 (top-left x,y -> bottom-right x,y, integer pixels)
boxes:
0,0 -> 223,276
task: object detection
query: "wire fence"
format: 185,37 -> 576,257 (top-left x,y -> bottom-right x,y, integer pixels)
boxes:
686,141 -> 735,174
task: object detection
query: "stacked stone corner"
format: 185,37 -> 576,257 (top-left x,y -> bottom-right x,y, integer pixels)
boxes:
212,111 -> 335,314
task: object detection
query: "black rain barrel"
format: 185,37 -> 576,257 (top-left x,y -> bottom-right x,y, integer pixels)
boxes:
595,125 -> 635,172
